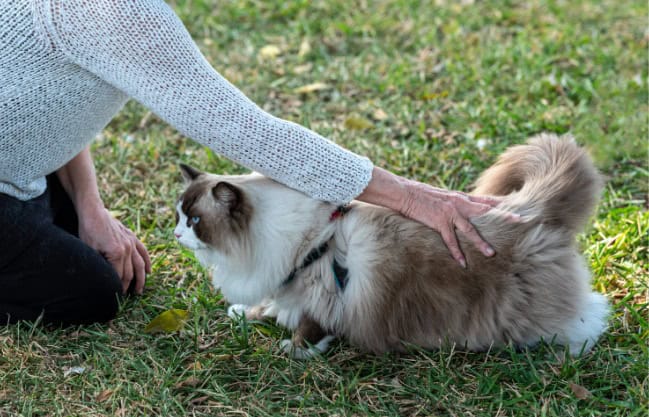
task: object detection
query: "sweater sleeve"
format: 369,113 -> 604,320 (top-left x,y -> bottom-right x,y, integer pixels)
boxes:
37,0 -> 373,204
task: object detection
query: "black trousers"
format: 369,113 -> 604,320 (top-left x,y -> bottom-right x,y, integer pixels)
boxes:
0,176 -> 122,325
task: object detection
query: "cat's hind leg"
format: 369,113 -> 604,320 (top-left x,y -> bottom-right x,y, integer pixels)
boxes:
280,315 -> 335,359
555,291 -> 609,355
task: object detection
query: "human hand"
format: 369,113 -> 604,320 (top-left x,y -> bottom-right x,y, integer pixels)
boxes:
78,207 -> 151,294
399,179 -> 518,267
357,167 -> 520,267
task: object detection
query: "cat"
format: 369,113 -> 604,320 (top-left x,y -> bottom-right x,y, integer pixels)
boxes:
174,133 -> 609,358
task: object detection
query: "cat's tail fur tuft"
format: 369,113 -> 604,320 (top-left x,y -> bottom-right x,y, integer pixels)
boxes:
473,133 -> 604,234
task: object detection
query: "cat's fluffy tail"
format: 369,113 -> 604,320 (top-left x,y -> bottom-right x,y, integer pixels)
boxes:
473,134 -> 608,354
473,133 -> 604,234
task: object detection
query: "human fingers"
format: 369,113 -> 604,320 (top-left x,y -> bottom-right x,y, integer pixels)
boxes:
460,200 -> 497,218
117,224 -> 149,293
99,238 -> 128,286
439,224 -> 466,268
121,225 -> 145,287
489,208 -> 522,222
120,224 -> 151,275
134,238 -> 152,274
454,216 -> 495,258
467,194 -> 502,207
130,242 -> 147,295
119,233 -> 134,294
466,195 -> 521,222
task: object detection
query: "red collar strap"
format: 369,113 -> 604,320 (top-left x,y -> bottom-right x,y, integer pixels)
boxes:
329,205 -> 351,221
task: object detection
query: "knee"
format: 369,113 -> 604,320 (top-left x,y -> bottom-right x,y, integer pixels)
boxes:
75,257 -> 123,324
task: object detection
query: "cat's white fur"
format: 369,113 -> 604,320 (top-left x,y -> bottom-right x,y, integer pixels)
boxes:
175,174 -> 339,314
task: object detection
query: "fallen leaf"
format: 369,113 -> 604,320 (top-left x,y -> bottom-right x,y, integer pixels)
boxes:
190,395 -> 209,405
569,382 -> 592,400
298,38 -> 311,57
63,366 -> 86,377
372,108 -> 388,121
294,82 -> 330,94
174,377 -> 201,389
186,361 -> 203,371
96,389 -> 113,402
259,44 -> 281,59
144,309 -> 189,334
292,63 -> 313,75
138,111 -> 153,129
68,330 -> 89,339
420,91 -> 448,101
344,116 -> 374,130
108,210 -> 126,218
198,339 -> 218,350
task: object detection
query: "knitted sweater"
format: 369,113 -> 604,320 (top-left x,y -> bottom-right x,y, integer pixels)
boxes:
0,0 -> 373,203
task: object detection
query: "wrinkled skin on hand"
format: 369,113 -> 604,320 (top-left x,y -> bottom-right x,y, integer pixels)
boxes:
79,207 -> 151,294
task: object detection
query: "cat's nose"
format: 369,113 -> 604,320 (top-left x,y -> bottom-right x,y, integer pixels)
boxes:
174,233 -> 181,238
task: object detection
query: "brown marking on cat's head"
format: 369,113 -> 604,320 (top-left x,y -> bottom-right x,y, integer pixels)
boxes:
177,164 -> 253,252
180,163 -> 203,184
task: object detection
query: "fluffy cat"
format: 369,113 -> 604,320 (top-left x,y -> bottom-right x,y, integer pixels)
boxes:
174,133 -> 608,358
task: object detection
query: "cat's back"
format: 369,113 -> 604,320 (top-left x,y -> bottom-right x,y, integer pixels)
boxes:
339,201 -> 514,278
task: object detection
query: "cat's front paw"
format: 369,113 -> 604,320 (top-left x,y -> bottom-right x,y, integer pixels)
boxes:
227,304 -> 249,319
280,335 -> 335,360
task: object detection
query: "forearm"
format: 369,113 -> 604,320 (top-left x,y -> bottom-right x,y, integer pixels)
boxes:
55,146 -> 104,218
41,0 -> 372,204
356,167 -> 409,213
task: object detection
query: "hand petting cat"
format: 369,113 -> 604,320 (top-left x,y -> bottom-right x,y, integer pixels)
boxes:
357,167 -> 519,267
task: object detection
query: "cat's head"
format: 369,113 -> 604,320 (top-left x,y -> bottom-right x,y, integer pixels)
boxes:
174,164 -> 252,252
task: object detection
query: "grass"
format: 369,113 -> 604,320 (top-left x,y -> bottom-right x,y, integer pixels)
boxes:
1,0 -> 647,415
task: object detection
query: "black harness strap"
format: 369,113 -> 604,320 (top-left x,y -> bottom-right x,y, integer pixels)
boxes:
282,241 -> 330,286
332,259 -> 349,290
281,205 -> 351,291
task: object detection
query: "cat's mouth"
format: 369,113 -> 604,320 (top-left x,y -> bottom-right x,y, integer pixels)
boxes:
175,233 -> 208,250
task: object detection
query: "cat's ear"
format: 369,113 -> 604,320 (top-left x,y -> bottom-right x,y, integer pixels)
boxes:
179,164 -> 203,183
213,182 -> 242,210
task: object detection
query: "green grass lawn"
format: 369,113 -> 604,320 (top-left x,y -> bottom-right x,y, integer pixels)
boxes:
1,0 -> 647,416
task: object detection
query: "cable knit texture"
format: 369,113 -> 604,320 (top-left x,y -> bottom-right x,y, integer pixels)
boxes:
0,0 -> 373,203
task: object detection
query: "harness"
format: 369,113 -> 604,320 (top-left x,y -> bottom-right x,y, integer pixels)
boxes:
281,206 -> 350,291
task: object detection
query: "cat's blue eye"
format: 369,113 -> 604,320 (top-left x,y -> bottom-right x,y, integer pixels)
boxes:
191,216 -> 200,225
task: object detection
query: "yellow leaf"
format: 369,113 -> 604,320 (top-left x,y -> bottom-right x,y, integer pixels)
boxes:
294,82 -> 330,94
344,116 -> 374,130
259,44 -> 281,59
420,91 -> 448,101
144,309 -> 189,334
